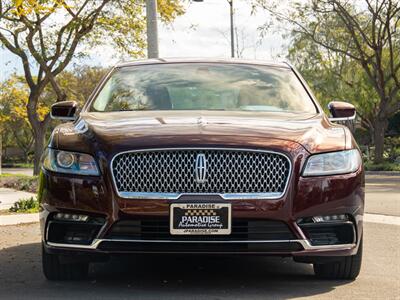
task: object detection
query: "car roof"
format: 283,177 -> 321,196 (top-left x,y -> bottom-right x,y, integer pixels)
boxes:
115,58 -> 291,69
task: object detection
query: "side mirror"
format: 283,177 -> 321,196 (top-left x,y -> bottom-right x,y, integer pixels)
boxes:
328,101 -> 356,122
51,101 -> 78,121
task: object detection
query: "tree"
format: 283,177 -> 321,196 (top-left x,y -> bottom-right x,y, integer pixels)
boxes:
216,26 -> 261,59
0,0 -> 184,174
255,0 -> 400,163
0,67 -> 107,164
66,66 -> 108,105
45,65 -> 108,107
0,75 -> 46,162
288,35 -> 380,144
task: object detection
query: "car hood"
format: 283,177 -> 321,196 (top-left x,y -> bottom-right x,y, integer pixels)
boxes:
51,111 -> 349,155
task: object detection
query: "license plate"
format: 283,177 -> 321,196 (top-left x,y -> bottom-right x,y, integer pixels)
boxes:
170,203 -> 231,235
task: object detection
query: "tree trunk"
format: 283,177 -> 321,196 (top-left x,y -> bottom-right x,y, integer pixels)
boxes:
27,91 -> 50,176
32,127 -> 46,175
373,119 -> 388,164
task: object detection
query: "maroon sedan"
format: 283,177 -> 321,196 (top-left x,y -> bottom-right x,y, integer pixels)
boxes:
40,59 -> 364,280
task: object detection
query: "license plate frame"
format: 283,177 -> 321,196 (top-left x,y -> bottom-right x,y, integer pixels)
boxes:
170,203 -> 231,235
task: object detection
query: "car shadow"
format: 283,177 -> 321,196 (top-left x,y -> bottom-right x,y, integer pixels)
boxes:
0,243 -> 352,299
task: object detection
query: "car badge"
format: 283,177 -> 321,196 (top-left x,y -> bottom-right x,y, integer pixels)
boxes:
195,153 -> 207,184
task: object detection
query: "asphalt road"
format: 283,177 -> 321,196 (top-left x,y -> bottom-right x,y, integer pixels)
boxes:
0,174 -> 398,299
365,174 -> 400,216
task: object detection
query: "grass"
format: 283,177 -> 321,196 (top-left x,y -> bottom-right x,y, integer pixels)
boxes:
8,196 -> 39,213
0,173 -> 15,177
0,173 -> 38,193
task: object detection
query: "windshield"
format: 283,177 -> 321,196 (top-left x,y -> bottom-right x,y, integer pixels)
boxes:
90,63 -> 317,113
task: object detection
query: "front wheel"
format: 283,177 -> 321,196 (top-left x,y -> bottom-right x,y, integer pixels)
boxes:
42,244 -> 89,281
313,238 -> 363,280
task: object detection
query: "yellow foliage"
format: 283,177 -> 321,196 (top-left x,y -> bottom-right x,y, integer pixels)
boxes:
0,75 -> 50,131
158,0 -> 185,22
12,0 -> 66,17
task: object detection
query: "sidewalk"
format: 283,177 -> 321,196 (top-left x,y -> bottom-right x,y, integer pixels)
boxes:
0,187 -> 38,226
0,188 -> 36,210
0,213 -> 39,226
0,168 -> 33,176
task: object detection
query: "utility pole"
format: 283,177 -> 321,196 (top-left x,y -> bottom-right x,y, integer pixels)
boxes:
228,0 -> 234,58
146,0 -> 159,58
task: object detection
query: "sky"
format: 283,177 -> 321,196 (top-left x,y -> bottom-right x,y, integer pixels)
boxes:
0,0 -> 289,81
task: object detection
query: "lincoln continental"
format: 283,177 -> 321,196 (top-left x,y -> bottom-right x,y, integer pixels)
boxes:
39,59 -> 364,280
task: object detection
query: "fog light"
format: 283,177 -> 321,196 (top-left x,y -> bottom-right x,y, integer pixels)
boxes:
312,214 -> 349,223
54,213 -> 89,222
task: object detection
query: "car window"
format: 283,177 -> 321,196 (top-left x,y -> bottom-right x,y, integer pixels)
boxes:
91,63 -> 317,113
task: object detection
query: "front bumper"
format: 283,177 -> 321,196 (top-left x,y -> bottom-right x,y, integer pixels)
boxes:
39,160 -> 364,258
41,208 -> 360,258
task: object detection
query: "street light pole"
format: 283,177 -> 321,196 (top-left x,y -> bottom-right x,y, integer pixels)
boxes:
146,0 -> 159,58
228,0 -> 234,58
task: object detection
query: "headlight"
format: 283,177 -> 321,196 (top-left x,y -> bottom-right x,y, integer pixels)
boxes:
302,149 -> 361,177
42,148 -> 100,176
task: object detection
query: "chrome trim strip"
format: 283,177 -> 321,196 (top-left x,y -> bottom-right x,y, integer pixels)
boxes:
110,147 -> 292,200
297,240 -> 356,251
118,192 -> 284,200
46,239 -> 356,251
47,240 -> 103,250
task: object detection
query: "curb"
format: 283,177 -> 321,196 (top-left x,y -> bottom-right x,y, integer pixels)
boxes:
365,171 -> 400,176
0,213 -> 39,226
364,213 -> 400,226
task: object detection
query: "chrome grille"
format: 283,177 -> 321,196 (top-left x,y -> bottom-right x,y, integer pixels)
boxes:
112,149 -> 291,199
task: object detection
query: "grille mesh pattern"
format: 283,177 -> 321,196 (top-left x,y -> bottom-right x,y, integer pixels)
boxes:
112,149 -> 290,195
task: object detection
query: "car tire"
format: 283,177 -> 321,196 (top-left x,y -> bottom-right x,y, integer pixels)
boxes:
42,244 -> 89,281
313,238 -> 363,280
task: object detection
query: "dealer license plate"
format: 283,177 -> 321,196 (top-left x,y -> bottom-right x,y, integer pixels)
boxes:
170,203 -> 231,235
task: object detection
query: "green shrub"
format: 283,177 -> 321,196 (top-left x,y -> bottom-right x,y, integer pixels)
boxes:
384,137 -> 400,162
9,197 -> 39,213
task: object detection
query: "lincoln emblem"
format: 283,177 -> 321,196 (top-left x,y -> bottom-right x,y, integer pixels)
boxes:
195,153 -> 207,184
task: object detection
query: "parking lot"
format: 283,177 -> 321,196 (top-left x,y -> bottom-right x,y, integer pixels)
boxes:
0,175 -> 399,299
